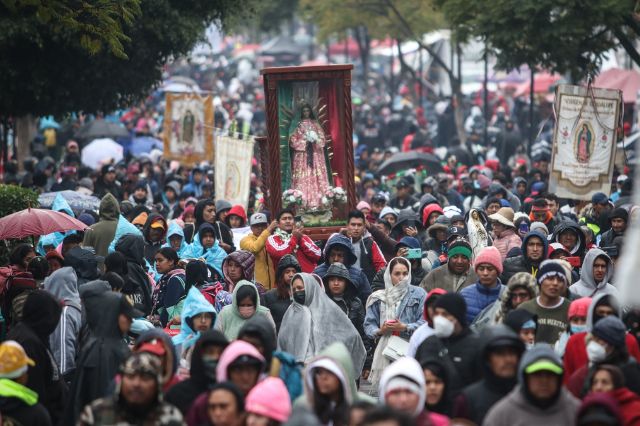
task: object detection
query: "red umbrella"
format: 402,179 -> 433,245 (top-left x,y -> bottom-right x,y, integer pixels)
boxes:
0,208 -> 88,239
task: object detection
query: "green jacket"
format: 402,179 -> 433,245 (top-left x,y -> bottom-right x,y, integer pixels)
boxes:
83,194 -> 120,257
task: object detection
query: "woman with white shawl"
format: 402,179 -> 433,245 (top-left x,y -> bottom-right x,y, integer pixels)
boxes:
277,273 -> 366,381
364,257 -> 427,388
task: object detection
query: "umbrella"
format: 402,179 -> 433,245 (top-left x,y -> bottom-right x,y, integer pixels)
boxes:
81,138 -> 124,170
75,119 -> 130,140
130,136 -> 163,156
38,191 -> 100,215
376,152 -> 443,176
0,208 -> 88,240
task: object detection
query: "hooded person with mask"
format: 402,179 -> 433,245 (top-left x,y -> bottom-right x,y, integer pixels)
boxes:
313,233 -> 372,303
279,273 -> 366,376
215,280 -> 275,341
379,357 -> 450,426
43,266 -> 82,378
563,293 -> 640,381
408,288 -> 447,357
566,316 -> 640,397
115,234 -> 153,316
263,254 -> 300,332
322,262 -> 366,342
453,325 -> 525,424
164,330 -> 229,415
570,248 -> 617,298
66,291 -> 137,424
83,193 -> 121,258
483,345 -> 580,425
6,290 -> 66,425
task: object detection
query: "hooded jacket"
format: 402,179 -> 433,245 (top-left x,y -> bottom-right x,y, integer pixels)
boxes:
216,340 -> 266,383
66,291 -> 130,423
215,280 -> 275,341
484,182 -> 521,212
313,234 -> 372,302
611,387 -> 640,426
182,170 -> 204,198
262,254 -> 298,331
142,213 -> 168,264
134,328 -> 180,391
323,263 -> 366,343
182,223 -> 228,278
83,193 -> 120,257
551,222 -> 587,258
238,316 -> 277,368
570,248 -> 617,298
0,378 -> 52,426
162,221 -> 189,258
172,287 -> 217,354
483,345 -> 580,425
501,231 -> 548,283
115,234 -> 153,315
43,267 -> 82,376
164,330 -> 229,415
186,200 -> 236,252
37,193 -> 75,255
6,290 -> 65,425
408,288 -> 447,357
563,293 -> 640,381
454,325 -> 524,425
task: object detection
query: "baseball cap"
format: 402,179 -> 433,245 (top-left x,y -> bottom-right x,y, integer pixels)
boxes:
250,213 -> 268,226
396,178 -> 410,189
525,359 -> 563,375
137,339 -> 167,357
591,192 -> 609,205
0,341 -> 35,379
150,220 -> 166,230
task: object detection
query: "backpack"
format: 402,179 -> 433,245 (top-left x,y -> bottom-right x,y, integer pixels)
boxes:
270,351 -> 304,401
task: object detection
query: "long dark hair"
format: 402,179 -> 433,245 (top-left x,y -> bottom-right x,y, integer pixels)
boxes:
312,371 -> 348,426
299,103 -> 315,119
156,247 -> 178,269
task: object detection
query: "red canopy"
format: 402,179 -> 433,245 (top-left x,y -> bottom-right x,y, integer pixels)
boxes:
328,37 -> 360,56
594,68 -> 640,103
514,72 -> 562,97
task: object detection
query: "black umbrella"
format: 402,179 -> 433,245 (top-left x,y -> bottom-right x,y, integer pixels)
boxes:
376,152 -> 443,176
75,119 -> 130,140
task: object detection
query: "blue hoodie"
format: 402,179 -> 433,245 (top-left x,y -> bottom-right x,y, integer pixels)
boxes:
182,223 -> 227,276
37,193 -> 76,255
162,222 -> 189,258
182,170 -> 204,198
107,215 -> 143,254
172,287 -> 217,352
312,234 -> 372,302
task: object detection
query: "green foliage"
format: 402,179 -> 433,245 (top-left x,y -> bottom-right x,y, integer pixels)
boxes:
0,0 -> 259,117
0,185 -> 39,218
437,0 -> 633,80
251,0 -> 298,33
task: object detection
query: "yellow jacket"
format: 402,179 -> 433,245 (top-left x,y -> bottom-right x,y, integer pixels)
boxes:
240,230 -> 276,290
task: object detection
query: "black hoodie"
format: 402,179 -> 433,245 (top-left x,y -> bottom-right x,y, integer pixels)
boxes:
142,212 -> 168,264
7,290 -> 65,425
164,330 -> 229,415
115,234 -> 153,315
453,325 -> 525,424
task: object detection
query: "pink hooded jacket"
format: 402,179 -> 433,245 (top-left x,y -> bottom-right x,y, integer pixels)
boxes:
215,340 -> 265,382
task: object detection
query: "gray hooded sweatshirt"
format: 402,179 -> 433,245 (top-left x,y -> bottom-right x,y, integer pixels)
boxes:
570,248 -> 618,298
43,266 -> 82,375
483,345 -> 580,425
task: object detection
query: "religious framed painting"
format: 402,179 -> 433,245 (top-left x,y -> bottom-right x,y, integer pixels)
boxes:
163,93 -> 214,166
259,64 -> 357,237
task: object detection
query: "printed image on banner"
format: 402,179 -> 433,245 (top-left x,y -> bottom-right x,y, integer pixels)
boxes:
215,133 -> 255,207
163,93 -> 214,165
549,84 -> 622,200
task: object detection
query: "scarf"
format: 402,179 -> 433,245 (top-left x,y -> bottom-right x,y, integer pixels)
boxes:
366,257 -> 412,388
274,228 -> 293,246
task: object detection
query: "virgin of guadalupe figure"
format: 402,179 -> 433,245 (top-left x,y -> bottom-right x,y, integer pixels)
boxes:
289,103 -> 331,209
576,123 -> 592,163
182,109 -> 195,144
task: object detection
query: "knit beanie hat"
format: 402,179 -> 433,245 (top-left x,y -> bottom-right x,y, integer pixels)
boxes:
592,316 -> 626,349
568,297 -> 592,320
245,377 -> 292,422
474,246 -> 503,274
448,239 -> 472,260
608,207 -> 628,223
530,222 -> 549,235
276,254 -> 301,280
537,260 -> 568,285
434,293 -> 467,326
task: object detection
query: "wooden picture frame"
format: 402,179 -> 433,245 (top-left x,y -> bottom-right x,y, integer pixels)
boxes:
163,93 -> 214,166
259,65 -> 357,239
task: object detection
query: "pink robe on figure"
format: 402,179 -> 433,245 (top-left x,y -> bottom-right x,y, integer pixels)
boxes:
290,119 -> 330,209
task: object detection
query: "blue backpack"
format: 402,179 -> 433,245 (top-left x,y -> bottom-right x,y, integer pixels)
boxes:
271,351 -> 303,401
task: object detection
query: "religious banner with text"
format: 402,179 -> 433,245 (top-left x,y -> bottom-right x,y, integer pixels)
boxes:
163,93 -> 214,165
215,134 -> 255,208
549,84 -> 622,200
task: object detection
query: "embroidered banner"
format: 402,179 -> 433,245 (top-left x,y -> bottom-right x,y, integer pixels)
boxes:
549,84 -> 622,200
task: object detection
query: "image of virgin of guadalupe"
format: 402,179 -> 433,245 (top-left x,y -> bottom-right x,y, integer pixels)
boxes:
575,123 -> 593,163
289,103 -> 332,209
182,109 -> 195,144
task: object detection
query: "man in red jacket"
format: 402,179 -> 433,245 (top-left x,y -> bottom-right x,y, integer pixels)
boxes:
266,209 -> 321,273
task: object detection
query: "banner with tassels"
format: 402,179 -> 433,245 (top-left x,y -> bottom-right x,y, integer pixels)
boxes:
549,83 -> 622,200
215,133 -> 255,208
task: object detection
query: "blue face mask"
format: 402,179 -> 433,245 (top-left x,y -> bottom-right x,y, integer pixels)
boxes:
571,324 -> 587,334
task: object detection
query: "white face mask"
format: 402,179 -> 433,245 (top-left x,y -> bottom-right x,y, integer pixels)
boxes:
587,340 -> 607,363
433,315 -> 455,338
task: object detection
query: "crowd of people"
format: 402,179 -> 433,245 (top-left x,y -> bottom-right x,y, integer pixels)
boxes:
2,50 -> 640,425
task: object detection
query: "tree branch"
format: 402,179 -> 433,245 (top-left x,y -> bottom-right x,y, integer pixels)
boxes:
614,28 -> 640,67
